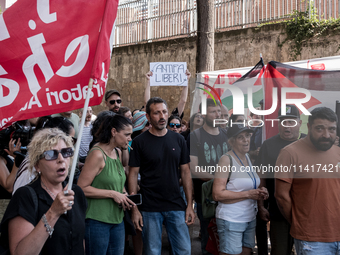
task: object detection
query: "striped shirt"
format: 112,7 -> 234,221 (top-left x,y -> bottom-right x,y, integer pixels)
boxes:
79,124 -> 93,157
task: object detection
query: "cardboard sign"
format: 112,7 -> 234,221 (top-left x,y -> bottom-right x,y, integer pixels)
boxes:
150,62 -> 188,86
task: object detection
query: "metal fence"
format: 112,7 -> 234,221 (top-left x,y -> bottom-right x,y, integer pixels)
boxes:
115,0 -> 197,46
114,0 -> 339,46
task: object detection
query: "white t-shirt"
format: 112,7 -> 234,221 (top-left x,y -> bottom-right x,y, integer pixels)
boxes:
12,156 -> 37,194
215,154 -> 260,223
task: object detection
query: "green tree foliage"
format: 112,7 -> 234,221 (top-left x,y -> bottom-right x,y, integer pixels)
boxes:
280,6 -> 340,60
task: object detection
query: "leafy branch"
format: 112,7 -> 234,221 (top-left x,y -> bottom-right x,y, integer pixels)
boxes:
279,6 -> 340,60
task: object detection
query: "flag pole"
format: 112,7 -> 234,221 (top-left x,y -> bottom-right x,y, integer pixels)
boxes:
260,53 -> 267,141
66,0 -> 118,188
68,78 -> 93,189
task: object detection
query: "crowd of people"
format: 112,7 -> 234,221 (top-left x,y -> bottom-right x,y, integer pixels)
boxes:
0,69 -> 339,255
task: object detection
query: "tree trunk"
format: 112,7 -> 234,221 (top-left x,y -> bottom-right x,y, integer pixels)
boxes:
197,0 -> 215,73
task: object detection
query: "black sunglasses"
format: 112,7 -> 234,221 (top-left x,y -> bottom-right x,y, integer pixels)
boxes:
40,147 -> 74,161
169,123 -> 181,128
109,99 -> 122,105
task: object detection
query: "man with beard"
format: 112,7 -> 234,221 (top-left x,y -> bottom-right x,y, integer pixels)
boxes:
189,98 -> 228,255
128,97 -> 195,255
105,89 -> 122,113
256,105 -> 305,255
275,107 -> 340,255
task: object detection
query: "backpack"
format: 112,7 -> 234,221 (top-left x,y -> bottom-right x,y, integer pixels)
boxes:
201,154 -> 232,219
0,186 -> 38,255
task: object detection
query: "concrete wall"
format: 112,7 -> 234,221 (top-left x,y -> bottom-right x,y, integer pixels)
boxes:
94,37 -> 198,119
0,0 -> 6,11
92,23 -> 340,120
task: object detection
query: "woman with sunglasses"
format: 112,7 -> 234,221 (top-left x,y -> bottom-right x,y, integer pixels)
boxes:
1,128 -> 87,255
12,116 -> 76,194
167,115 -> 182,133
78,114 -> 135,255
212,124 -> 269,255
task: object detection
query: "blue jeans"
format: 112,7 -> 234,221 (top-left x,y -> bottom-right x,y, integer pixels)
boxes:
294,239 -> 340,255
85,219 -> 125,255
141,210 -> 191,255
196,203 -> 213,255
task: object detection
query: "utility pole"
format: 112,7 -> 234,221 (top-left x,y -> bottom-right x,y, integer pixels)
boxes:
197,0 -> 215,73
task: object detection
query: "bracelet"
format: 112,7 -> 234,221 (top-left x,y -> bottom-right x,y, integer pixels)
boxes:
42,214 -> 54,238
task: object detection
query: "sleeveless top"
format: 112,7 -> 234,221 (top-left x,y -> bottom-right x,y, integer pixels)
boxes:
85,146 -> 125,224
215,154 -> 260,223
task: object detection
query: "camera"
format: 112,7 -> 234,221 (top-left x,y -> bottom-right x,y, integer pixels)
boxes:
0,122 -> 34,157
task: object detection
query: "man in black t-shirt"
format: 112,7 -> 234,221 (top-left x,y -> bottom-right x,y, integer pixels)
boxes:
256,104 -> 305,255
189,99 -> 228,255
128,97 -> 195,255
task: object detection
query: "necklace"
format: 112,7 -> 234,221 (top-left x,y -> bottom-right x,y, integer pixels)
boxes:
41,181 -> 56,200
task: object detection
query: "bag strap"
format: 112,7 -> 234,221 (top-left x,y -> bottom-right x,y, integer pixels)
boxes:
219,127 -> 228,137
192,127 -> 201,147
225,154 -> 233,183
207,154 -> 233,205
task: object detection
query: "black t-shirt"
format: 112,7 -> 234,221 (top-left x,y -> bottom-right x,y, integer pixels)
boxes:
180,130 -> 190,140
129,130 -> 190,212
250,126 -> 263,151
171,107 -> 184,120
0,177 -> 87,255
189,127 -> 229,203
255,133 -> 306,221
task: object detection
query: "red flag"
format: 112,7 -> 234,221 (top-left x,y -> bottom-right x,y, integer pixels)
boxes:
0,0 -> 118,129
263,61 -> 340,139
91,0 -> 118,89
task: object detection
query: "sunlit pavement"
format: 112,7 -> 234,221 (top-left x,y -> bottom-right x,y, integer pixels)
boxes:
124,214 -> 269,255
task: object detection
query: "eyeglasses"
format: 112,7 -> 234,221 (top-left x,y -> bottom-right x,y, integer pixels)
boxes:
169,123 -> 181,128
195,115 -> 203,119
109,99 -> 122,105
40,147 -> 74,161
